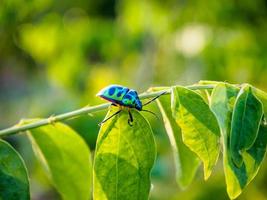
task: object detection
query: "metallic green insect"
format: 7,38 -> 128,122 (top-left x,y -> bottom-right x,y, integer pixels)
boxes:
97,84 -> 166,126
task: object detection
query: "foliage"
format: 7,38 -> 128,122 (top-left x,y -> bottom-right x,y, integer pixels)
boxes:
0,81 -> 267,199
154,87 -> 200,188
1,0 -> 267,199
0,140 -> 30,200
94,108 -> 156,200
171,86 -> 221,180
28,121 -> 92,200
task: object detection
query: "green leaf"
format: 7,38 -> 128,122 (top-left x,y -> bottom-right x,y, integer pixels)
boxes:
195,89 -> 211,104
226,123 -> 267,199
210,83 -> 267,199
252,87 -> 267,115
28,122 -> 92,200
171,86 -> 220,180
155,89 -> 200,188
230,84 -> 263,167
0,139 -> 30,200
210,83 -> 239,140
93,108 -> 156,200
195,80 -> 220,103
244,123 -> 267,180
210,83 -> 240,198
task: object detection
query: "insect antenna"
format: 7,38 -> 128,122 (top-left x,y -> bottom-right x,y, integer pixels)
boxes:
143,91 -> 167,106
141,109 -> 160,120
98,109 -> 122,126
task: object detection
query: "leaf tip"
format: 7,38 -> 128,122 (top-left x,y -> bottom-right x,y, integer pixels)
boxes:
203,166 -> 212,180
204,171 -> 211,181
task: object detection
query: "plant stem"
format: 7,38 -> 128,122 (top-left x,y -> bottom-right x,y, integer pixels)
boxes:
0,84 -> 228,137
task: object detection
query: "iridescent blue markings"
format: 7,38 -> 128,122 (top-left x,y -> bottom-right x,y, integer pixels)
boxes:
97,84 -> 166,126
97,85 -> 142,110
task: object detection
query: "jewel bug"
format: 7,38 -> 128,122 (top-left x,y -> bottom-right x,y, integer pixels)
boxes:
96,84 -> 166,126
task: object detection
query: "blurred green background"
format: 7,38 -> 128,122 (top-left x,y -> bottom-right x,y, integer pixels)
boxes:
1,0 -> 267,199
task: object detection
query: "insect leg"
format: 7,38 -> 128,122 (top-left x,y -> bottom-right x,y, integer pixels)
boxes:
143,91 -> 167,106
128,109 -> 133,126
141,109 -> 160,120
98,109 -> 122,126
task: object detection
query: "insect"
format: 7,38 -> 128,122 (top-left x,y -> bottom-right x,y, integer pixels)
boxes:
96,85 -> 166,126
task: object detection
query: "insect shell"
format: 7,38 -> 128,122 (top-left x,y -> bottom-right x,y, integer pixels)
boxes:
96,85 -> 142,111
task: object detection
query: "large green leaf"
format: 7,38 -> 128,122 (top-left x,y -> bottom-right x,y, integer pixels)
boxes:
28,122 -> 92,200
93,108 -> 156,200
0,139 -> 30,200
210,83 -> 267,199
230,85 -> 263,167
171,86 -> 220,180
210,83 -> 240,198
155,89 -> 200,188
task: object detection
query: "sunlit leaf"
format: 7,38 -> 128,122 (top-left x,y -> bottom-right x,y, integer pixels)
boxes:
27,122 -> 92,200
210,83 -> 240,198
156,92 -> 200,188
93,108 -> 156,200
171,86 -> 220,180
0,139 -> 30,200
210,83 -> 239,139
210,83 -> 267,199
226,124 -> 267,200
230,84 -> 263,167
